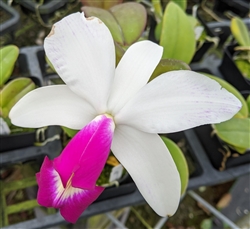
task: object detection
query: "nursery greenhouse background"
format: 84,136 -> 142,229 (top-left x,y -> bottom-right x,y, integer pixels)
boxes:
0,0 -> 249,228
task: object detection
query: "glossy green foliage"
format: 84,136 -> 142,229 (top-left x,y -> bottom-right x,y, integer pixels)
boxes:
83,2 -> 147,46
61,126 -> 78,138
0,45 -> 19,87
45,55 -> 56,73
170,0 -> 187,11
154,0 -> 189,41
161,136 -> 189,195
247,95 -> 250,114
235,59 -> 250,79
154,20 -> 162,41
188,15 -> 198,28
160,2 -> 196,64
230,17 -> 250,80
115,42 -> 125,66
149,58 -> 190,81
81,0 -> 122,10
0,78 -> 35,118
110,3 -> 146,45
152,0 -> 163,22
213,118 -> 250,154
83,6 -> 124,44
231,17 -> 250,47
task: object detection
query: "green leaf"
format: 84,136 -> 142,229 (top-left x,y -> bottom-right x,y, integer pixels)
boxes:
213,118 -> 250,153
188,15 -> 199,28
61,126 -> 79,138
170,0 -> 187,11
235,59 -> 250,79
45,55 -> 56,73
229,145 -> 247,154
160,2 -> 196,64
115,42 -> 125,66
149,58 -> 190,82
154,20 -> 162,41
82,6 -> 124,45
103,0 -> 122,10
83,3 -> 146,46
247,95 -> 250,115
81,0 -> 102,8
201,218 -> 212,229
0,78 -> 35,118
81,0 -> 122,9
200,72 -> 248,118
231,17 -> 250,47
187,16 -> 207,42
110,2 -> 147,45
0,45 -> 19,87
196,26 -> 207,42
152,0 -> 163,22
161,136 -> 189,195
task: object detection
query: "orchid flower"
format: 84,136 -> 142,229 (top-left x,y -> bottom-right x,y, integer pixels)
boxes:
10,12 -> 241,221
36,114 -> 114,223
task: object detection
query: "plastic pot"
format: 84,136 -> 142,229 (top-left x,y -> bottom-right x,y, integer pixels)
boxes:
207,19 -> 249,47
191,63 -> 250,174
0,1 -> 20,36
0,126 -> 61,153
17,0 -> 69,23
96,174 -> 136,202
190,8 -> 217,63
0,129 -> 62,227
213,0 -> 249,18
18,46 -> 60,85
194,125 -> 250,170
17,46 -> 45,86
0,131 -> 36,153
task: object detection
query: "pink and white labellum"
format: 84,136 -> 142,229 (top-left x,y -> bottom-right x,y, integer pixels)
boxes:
36,114 -> 115,223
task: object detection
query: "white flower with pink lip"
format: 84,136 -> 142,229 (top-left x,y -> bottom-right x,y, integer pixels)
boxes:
10,12 -> 241,223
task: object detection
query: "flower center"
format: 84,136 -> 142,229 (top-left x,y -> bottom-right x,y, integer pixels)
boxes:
65,173 -> 74,190
99,113 -> 116,131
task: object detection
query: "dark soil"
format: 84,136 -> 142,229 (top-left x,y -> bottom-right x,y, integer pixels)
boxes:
0,7 -> 11,24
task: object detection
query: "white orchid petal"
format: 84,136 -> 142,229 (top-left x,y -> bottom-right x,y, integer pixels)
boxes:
112,125 -> 181,216
9,85 -> 96,129
44,12 -> 115,113
108,41 -> 163,114
115,70 -> 242,133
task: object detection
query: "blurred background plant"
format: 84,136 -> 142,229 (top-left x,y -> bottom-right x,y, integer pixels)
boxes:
230,16 -> 250,80
0,45 -> 35,135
